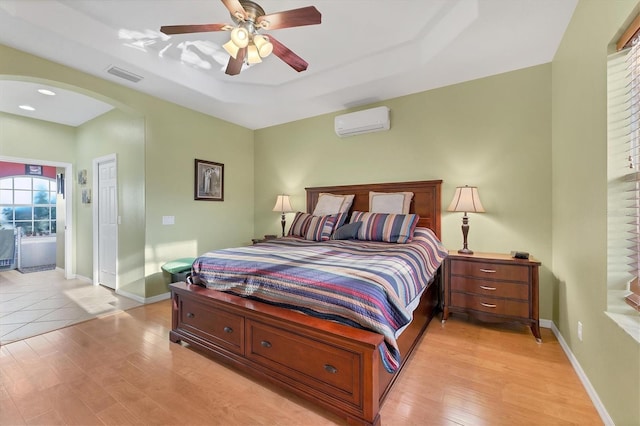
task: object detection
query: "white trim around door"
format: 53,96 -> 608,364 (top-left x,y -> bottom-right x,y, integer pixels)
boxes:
0,155 -> 73,279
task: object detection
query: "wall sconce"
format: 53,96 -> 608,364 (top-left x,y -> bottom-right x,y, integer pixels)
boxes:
272,194 -> 293,237
447,185 -> 485,254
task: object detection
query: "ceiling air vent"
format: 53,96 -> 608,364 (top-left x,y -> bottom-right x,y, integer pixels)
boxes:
106,66 -> 143,83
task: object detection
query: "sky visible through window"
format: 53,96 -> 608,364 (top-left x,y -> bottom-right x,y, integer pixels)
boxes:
0,176 -> 57,236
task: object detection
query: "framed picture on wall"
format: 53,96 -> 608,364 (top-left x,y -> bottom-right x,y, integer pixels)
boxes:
194,159 -> 224,201
25,164 -> 42,176
82,188 -> 91,204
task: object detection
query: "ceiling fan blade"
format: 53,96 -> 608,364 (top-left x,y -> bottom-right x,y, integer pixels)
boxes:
225,47 -> 247,75
160,24 -> 230,35
257,6 -> 321,30
221,0 -> 247,20
268,36 -> 308,72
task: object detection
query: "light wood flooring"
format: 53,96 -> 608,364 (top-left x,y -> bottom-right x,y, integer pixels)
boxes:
0,299 -> 602,425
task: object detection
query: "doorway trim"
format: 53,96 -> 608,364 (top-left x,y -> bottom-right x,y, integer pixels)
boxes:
0,155 -> 73,278
92,153 -> 118,289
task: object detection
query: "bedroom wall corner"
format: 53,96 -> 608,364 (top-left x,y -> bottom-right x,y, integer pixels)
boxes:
142,100 -> 255,299
254,63 -> 553,319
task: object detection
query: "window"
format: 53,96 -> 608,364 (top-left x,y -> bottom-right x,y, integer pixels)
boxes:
0,176 -> 57,236
607,16 -> 640,340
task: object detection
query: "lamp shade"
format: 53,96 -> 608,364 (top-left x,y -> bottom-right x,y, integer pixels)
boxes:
223,39 -> 240,58
247,44 -> 262,64
253,34 -> 273,57
447,186 -> 485,213
272,195 -> 293,213
230,27 -> 249,48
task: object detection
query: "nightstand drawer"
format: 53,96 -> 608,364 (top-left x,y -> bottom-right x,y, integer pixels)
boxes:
450,259 -> 529,282
450,277 -> 529,300
451,293 -> 529,317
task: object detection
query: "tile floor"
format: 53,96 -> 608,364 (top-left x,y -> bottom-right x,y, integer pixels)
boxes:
0,268 -> 141,345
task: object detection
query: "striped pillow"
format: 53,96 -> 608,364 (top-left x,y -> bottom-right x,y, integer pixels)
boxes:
288,212 -> 337,241
350,211 -> 419,243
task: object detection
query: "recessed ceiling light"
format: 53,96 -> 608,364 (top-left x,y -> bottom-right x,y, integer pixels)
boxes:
37,89 -> 56,96
19,105 -> 35,111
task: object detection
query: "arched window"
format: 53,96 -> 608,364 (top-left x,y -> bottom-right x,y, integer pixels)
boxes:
0,176 -> 57,236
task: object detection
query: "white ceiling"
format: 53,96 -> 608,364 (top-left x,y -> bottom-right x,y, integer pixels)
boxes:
0,0 -> 577,129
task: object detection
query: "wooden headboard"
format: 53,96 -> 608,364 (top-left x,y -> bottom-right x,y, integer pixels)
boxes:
305,180 -> 442,239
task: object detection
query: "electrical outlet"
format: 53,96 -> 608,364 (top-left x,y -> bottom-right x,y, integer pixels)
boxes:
578,321 -> 583,341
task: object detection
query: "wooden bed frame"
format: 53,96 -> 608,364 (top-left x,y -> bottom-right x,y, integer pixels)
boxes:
169,180 -> 442,425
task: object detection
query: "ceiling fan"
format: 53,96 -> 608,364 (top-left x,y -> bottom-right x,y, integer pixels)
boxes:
160,0 -> 321,76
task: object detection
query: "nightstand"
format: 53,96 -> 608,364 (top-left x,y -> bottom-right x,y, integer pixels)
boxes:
251,234 -> 278,244
442,251 -> 542,342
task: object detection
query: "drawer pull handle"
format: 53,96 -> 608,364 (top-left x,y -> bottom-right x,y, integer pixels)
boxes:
260,340 -> 272,348
324,364 -> 338,374
480,269 -> 497,273
186,312 -> 195,318
223,326 -> 233,333
481,302 -> 497,308
479,285 -> 496,291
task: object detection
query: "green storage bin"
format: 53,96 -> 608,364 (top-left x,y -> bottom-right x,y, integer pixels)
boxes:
162,257 -> 196,282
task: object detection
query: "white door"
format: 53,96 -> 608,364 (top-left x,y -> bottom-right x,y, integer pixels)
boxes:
98,159 -> 117,289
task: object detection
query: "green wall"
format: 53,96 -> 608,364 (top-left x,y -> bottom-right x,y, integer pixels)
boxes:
255,64 -> 554,318
75,109 -> 146,294
142,100 -> 254,297
552,1 -> 640,425
0,111 -> 76,160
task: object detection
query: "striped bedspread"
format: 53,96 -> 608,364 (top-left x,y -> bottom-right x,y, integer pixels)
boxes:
192,227 -> 448,373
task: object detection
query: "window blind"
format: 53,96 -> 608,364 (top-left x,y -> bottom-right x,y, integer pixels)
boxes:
608,35 -> 640,292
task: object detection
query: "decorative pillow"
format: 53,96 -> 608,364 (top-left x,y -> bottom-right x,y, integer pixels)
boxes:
313,193 -> 355,215
312,193 -> 355,228
369,191 -> 414,214
330,221 -> 362,240
288,212 -> 337,241
350,211 -> 419,243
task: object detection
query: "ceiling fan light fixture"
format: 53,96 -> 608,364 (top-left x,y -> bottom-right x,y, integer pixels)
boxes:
253,34 -> 273,57
230,27 -> 249,47
247,44 -> 262,64
223,39 -> 240,58
159,2 -> 322,76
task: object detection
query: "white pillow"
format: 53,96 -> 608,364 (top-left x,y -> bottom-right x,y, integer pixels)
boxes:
369,191 -> 413,214
313,193 -> 355,215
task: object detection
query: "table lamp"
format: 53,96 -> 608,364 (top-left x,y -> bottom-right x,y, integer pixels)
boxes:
272,195 -> 293,237
447,185 -> 485,254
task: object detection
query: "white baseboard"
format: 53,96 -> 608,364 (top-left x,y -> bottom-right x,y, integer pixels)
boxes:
75,274 -> 93,284
547,320 -> 614,426
144,291 -> 171,304
539,318 -> 553,329
116,289 -> 171,305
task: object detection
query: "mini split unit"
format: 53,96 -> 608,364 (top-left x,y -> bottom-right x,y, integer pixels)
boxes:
334,106 -> 390,137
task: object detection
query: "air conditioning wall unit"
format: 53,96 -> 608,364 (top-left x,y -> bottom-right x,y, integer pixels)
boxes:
334,106 -> 390,137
